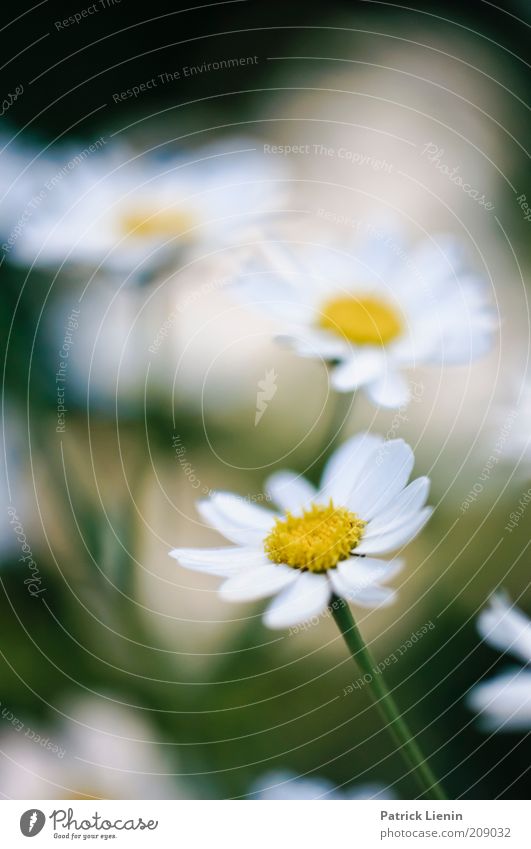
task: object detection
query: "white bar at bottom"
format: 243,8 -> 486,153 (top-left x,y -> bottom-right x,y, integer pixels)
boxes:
0,799 -> 527,847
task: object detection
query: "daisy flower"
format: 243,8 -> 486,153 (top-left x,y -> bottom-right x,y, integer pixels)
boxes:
0,133 -> 52,254
170,432 -> 432,630
0,697 -> 186,799
251,769 -> 394,800
468,594 -> 531,731
234,232 -> 495,408
12,138 -> 286,280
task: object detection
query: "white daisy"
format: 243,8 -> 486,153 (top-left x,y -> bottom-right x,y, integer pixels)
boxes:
0,133 -> 52,253
234,233 -> 495,408
170,432 -> 432,629
0,696 -> 186,799
12,138 -> 286,279
468,594 -> 531,731
44,282 -> 153,412
251,769 -> 394,800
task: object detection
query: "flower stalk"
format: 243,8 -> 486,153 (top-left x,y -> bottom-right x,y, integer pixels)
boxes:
330,595 -> 447,800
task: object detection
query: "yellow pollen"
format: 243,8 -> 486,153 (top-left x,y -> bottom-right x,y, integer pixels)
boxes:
264,501 -> 366,573
318,294 -> 403,346
120,208 -> 196,239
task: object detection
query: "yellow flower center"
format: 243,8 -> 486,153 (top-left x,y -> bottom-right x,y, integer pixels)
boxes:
120,208 -> 197,239
264,501 -> 366,573
318,294 -> 403,346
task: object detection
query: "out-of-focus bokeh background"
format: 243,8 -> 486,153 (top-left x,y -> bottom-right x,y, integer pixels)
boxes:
1,0 -> 530,800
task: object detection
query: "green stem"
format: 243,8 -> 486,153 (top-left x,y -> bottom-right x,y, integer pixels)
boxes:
330,596 -> 447,800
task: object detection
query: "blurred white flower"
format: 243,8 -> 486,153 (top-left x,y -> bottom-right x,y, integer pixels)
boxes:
43,268 -> 283,415
45,283 -> 153,412
468,594 -> 531,731
0,134 -> 51,249
234,233 -> 495,408
0,697 -> 186,799
251,769 -> 394,800
12,138 -> 286,280
170,432 -> 432,630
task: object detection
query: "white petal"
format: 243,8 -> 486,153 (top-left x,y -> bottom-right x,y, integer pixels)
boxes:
356,507 -> 432,555
350,585 -> 397,608
478,595 -> 531,664
390,333 -> 434,365
446,329 -> 493,363
233,271 -> 311,321
395,236 -> 466,292
208,492 -> 276,530
328,563 -> 400,604
468,669 -> 531,731
363,477 -> 430,538
329,568 -> 362,601
169,546 -> 264,577
197,493 -> 276,546
277,328 -> 348,361
357,230 -> 406,278
265,471 -> 316,513
319,432 -> 384,505
256,240 -> 309,283
330,349 -> 386,393
347,439 -> 415,521
263,572 -> 331,629
220,562 -> 298,602
366,371 -> 411,409
197,501 -> 265,546
338,556 -> 404,589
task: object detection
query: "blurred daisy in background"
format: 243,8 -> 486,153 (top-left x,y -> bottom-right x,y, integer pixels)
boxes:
250,769 -> 394,800
468,594 -> 531,731
170,432 -> 432,629
0,132 -> 53,253
0,697 -> 186,799
44,282 -> 154,413
42,264 -> 281,415
234,233 -> 496,408
11,138 -> 288,282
